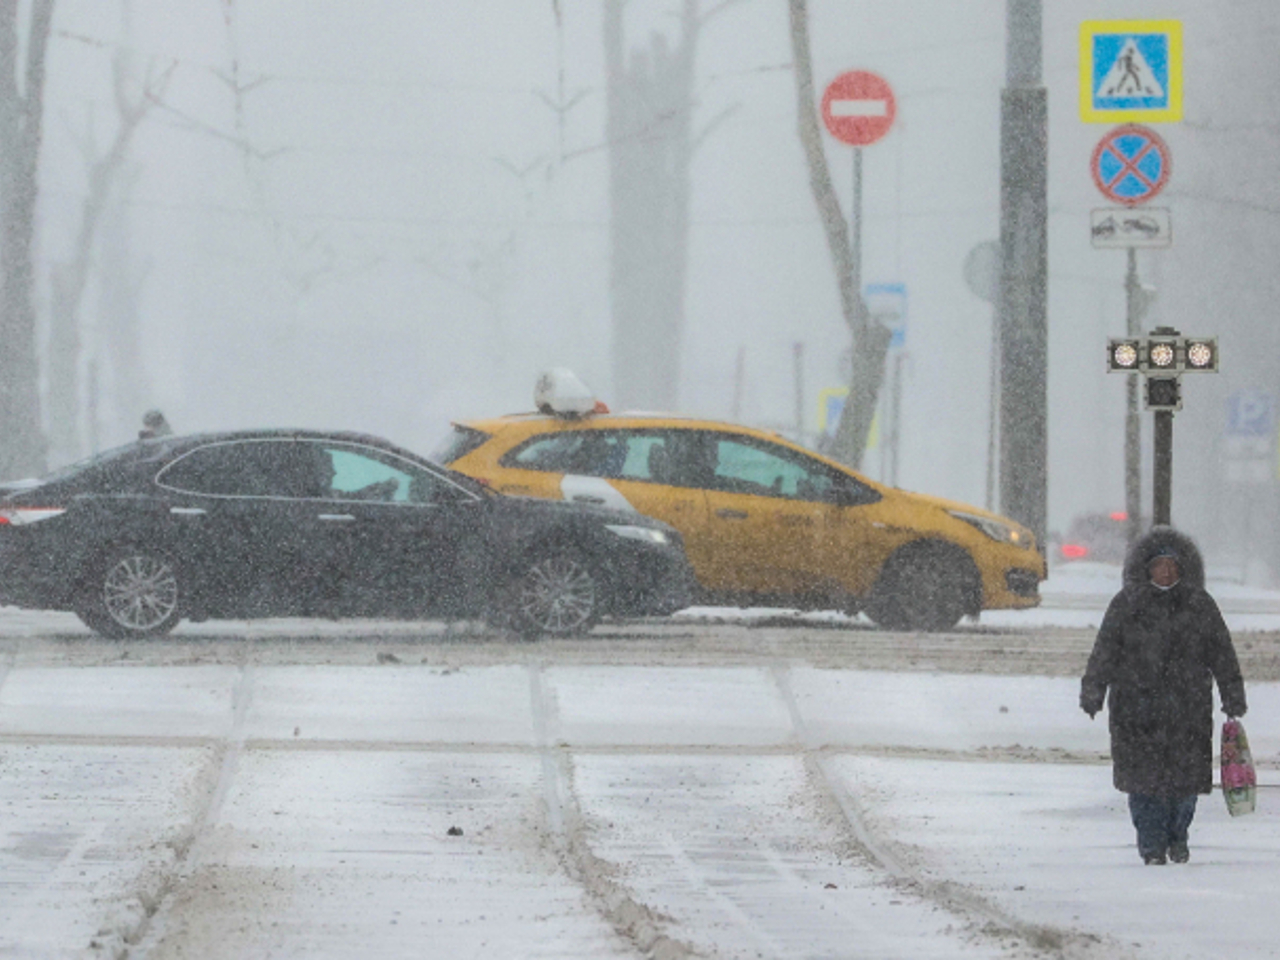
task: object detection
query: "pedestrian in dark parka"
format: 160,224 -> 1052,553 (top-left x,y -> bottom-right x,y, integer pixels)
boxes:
1081,526 -> 1247,864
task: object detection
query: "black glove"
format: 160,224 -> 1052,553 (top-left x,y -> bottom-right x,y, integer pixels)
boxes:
1223,702 -> 1247,718
1080,696 -> 1103,719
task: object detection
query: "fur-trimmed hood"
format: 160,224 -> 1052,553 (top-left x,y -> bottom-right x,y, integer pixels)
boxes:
1121,525 -> 1205,593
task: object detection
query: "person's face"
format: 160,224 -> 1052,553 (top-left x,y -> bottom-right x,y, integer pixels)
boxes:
1149,556 -> 1180,588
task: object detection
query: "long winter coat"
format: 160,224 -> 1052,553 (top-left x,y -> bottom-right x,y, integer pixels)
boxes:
1080,527 -> 1247,797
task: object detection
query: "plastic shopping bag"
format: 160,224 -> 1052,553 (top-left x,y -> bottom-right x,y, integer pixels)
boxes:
1221,719 -> 1257,817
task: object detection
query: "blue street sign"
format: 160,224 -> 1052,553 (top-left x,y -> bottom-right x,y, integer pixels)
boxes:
1091,125 -> 1170,206
1226,390 -> 1276,438
864,282 -> 907,350
1080,21 -> 1182,123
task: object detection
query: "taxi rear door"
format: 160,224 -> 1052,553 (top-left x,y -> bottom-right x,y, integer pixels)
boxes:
490,428 -> 713,568
583,430 -> 711,562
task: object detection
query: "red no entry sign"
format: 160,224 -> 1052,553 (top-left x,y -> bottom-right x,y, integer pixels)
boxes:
821,71 -> 896,146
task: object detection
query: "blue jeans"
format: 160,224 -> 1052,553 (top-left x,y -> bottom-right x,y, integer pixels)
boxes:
1128,794 -> 1197,858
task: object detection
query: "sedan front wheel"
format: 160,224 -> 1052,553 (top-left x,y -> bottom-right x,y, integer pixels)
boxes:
78,548 -> 183,639
507,549 -> 601,638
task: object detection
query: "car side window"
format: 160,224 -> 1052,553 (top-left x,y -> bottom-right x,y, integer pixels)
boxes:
707,439 -> 813,498
159,441 -> 311,497
706,436 -> 880,504
612,430 -> 710,487
505,432 -> 630,478
314,443 -> 467,505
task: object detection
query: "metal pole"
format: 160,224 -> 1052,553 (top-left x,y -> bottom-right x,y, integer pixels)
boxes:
1124,247 -> 1142,543
998,0 -> 1048,550
986,322 -> 999,511
731,345 -> 745,421
896,350 -> 906,488
851,147 -> 863,329
793,341 -> 805,441
1153,409 -> 1173,525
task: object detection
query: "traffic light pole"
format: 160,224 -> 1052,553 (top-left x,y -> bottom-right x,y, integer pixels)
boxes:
1123,248 -> 1142,543
1107,330 -> 1218,532
1153,409 -> 1173,525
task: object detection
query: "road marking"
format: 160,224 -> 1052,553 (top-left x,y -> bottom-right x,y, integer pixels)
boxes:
528,663 -> 565,837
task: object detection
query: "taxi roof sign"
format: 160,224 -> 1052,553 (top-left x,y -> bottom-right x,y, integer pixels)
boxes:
534,368 -> 600,419
1080,20 -> 1182,123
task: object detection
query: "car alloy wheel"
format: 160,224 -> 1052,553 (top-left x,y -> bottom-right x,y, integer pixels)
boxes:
514,552 -> 599,637
94,550 -> 181,637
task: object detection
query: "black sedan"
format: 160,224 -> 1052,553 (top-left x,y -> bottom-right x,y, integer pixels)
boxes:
0,430 -> 694,638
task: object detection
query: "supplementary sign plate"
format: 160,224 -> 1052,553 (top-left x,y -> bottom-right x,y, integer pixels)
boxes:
1080,20 -> 1182,122
1091,207 -> 1171,248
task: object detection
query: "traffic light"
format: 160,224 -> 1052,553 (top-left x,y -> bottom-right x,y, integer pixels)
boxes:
1145,376 -> 1182,411
1105,335 -> 1213,381
1183,337 -> 1218,372
1105,335 -> 1218,374
1107,338 -> 1141,371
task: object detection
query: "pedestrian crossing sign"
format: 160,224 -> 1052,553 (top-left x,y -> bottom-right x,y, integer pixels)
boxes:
1080,20 -> 1182,123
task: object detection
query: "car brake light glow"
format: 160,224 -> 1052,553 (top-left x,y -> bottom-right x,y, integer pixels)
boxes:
0,507 -> 67,526
1109,511 -> 1127,521
1060,543 -> 1089,559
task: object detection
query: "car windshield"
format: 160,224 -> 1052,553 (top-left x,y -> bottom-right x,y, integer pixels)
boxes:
428,425 -> 491,465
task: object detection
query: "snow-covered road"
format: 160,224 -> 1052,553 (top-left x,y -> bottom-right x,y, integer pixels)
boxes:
1,621 -> 1277,959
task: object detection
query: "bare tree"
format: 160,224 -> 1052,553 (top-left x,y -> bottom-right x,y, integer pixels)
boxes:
45,54 -> 174,464
0,0 -> 55,479
787,0 -> 890,469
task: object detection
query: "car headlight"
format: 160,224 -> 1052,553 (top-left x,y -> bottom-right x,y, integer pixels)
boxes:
604,524 -> 670,545
948,510 -> 1032,549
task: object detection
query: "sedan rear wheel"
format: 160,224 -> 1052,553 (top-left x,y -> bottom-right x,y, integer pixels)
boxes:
78,548 -> 182,639
509,550 -> 600,638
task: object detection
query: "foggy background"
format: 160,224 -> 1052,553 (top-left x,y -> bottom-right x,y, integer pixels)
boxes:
30,0 -> 1280,577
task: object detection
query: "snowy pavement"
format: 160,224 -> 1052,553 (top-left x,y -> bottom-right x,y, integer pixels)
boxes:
1,641 -> 1277,959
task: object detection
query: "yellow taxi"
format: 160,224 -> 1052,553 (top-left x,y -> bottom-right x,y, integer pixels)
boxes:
432,372 -> 1045,630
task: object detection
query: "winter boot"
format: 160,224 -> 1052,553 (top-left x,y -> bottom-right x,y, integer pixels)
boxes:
1168,842 -> 1189,863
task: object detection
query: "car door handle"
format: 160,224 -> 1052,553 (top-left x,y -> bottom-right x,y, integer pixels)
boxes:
571,494 -> 606,505
169,507 -> 206,516
716,508 -> 748,520
317,513 -> 357,522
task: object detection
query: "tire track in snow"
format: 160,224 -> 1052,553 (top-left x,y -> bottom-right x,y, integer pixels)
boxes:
770,664 -> 1132,960
0,644 -> 13,699
528,663 -> 701,960
103,660 -> 257,959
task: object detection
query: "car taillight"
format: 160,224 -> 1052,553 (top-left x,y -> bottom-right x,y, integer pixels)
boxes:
1060,543 -> 1088,560
0,507 -> 66,526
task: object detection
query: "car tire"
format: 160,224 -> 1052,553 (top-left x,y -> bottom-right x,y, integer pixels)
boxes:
864,542 -> 979,632
500,547 -> 602,639
77,547 -> 183,639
